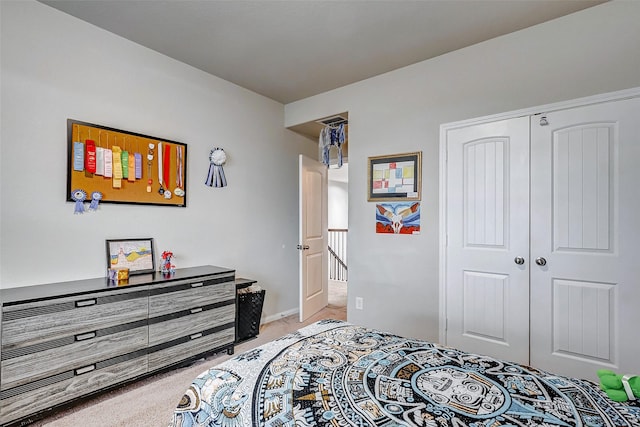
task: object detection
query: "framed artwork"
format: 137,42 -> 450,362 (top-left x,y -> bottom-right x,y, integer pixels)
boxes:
367,151 -> 421,201
376,202 -> 421,234
106,238 -> 155,275
67,119 -> 187,207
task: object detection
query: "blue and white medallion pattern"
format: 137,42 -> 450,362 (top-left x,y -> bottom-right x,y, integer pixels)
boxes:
172,320 -> 640,426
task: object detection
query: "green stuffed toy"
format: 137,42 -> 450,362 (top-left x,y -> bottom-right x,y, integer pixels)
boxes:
598,369 -> 640,402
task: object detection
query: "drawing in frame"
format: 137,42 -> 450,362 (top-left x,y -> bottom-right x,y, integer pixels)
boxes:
367,151 -> 422,201
106,238 -> 155,275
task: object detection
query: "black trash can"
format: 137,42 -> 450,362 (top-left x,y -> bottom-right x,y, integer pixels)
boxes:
235,279 -> 265,343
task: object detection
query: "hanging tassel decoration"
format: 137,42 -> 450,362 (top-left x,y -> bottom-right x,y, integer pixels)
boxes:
71,189 -> 87,214
205,148 -> 227,187
88,191 -> 103,211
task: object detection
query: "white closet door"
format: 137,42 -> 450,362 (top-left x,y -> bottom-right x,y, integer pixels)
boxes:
445,117 -> 530,364
530,97 -> 640,380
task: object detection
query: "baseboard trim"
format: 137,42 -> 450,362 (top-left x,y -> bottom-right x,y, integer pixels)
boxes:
262,307 -> 298,324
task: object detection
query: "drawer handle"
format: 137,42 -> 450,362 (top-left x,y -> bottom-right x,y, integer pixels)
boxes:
75,331 -> 97,341
75,299 -> 97,308
190,307 -> 203,314
75,364 -> 96,376
191,282 -> 204,288
190,333 -> 203,340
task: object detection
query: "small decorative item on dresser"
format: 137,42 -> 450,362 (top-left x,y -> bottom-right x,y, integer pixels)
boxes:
108,268 -> 129,284
161,251 -> 176,276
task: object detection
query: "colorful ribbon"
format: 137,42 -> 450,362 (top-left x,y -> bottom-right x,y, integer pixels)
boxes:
95,147 -> 105,176
112,146 -> 122,188
104,148 -> 113,178
85,140 -> 97,173
205,148 -> 227,187
128,152 -> 135,182
134,152 -> 142,179
73,141 -> 84,171
121,150 -> 129,179
71,189 -> 86,214
88,191 -> 103,211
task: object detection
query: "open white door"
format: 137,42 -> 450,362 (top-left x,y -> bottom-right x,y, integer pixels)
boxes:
299,155 -> 328,321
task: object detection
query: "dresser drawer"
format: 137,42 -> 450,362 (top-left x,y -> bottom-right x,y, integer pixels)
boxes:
2,288 -> 148,351
0,353 -> 147,426
149,275 -> 235,317
149,303 -> 235,346
148,327 -> 234,372
1,323 -> 148,390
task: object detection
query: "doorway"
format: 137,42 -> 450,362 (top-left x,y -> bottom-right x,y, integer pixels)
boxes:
290,113 -> 349,320
328,163 -> 348,312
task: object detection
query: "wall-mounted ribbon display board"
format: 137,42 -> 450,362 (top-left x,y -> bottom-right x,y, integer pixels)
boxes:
66,119 -> 187,207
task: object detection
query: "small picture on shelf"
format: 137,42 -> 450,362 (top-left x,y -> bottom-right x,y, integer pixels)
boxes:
106,238 -> 155,275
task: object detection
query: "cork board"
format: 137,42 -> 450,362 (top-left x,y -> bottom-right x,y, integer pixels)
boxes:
66,119 -> 187,207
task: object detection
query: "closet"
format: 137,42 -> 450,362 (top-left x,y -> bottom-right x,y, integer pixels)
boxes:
441,91 -> 640,380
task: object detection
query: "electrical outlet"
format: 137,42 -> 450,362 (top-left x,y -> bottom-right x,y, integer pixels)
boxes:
355,297 -> 363,310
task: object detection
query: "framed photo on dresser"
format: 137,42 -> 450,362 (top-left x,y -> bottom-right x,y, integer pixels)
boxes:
105,238 -> 155,274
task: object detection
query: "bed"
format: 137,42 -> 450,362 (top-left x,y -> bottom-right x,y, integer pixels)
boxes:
170,319 -> 640,426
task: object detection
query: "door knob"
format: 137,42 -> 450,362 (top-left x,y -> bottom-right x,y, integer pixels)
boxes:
296,245 -> 310,250
535,257 -> 547,266
514,257 -> 525,265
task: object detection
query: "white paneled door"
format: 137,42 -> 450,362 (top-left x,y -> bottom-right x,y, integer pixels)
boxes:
445,95 -> 640,380
299,155 -> 328,322
445,117 -> 531,365
530,98 -> 640,379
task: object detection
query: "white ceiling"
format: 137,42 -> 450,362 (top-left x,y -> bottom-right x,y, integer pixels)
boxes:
40,0 -> 605,104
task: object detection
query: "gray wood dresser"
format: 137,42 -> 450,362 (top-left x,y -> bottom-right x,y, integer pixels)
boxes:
0,265 -> 235,426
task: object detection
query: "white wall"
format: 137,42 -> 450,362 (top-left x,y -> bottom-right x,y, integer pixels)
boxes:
285,1 -> 640,341
328,165 -> 348,229
0,1 -> 318,321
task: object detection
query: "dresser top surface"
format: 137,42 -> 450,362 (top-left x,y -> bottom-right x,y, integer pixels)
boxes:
2,265 -> 235,305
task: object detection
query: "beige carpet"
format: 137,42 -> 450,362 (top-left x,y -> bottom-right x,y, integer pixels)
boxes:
30,284 -> 347,426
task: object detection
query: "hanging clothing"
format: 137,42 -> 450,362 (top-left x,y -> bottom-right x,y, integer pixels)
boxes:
319,123 -> 345,168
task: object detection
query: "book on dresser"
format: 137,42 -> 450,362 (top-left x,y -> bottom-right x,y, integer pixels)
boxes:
0,265 -> 236,426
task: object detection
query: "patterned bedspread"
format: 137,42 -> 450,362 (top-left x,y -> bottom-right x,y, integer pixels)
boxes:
171,319 -> 640,426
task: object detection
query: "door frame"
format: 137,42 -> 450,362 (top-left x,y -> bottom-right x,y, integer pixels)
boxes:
438,86 -> 640,344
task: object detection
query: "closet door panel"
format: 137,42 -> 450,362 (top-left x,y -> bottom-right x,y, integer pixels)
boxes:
445,117 -> 530,364
553,124 -> 613,252
530,97 -> 640,380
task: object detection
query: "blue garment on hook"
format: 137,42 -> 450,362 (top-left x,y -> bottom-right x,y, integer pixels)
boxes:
319,123 -> 345,167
